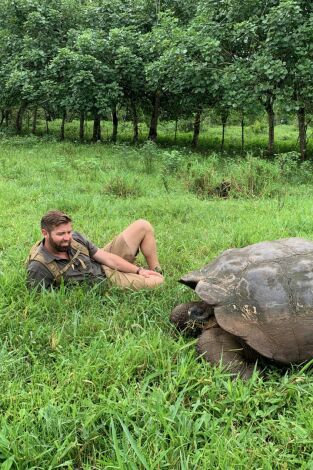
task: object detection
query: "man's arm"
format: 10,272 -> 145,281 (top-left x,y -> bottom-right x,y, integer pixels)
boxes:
27,261 -> 55,289
92,249 -> 163,278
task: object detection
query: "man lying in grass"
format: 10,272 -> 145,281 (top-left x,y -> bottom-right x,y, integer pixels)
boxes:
27,210 -> 164,290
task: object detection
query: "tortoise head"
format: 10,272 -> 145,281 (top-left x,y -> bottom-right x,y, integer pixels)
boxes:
179,248 -> 248,307
188,302 -> 214,322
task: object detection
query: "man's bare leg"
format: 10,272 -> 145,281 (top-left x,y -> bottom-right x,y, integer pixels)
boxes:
122,219 -> 161,270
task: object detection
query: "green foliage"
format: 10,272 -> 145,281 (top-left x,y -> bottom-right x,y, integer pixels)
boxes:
184,157 -> 220,198
228,156 -> 281,197
140,140 -> 159,174
162,149 -> 184,174
103,174 -> 142,198
183,152 -> 313,199
251,119 -> 267,135
277,151 -> 313,184
0,0 -> 313,158
161,149 -> 187,192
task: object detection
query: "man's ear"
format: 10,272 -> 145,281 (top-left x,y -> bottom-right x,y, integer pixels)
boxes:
41,228 -> 48,238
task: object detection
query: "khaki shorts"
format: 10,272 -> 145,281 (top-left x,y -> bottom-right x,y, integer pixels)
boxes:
102,233 -> 163,291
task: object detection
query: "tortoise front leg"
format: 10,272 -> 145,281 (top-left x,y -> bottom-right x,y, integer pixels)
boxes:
196,327 -> 260,379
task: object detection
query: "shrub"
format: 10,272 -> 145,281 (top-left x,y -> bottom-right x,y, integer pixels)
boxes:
226,156 -> 281,197
184,154 -> 284,199
300,160 -> 313,184
276,151 -> 313,185
251,120 -> 266,135
140,141 -> 159,174
162,150 -> 184,175
276,151 -> 300,182
184,159 -> 221,198
160,150 -> 186,193
102,175 -> 141,198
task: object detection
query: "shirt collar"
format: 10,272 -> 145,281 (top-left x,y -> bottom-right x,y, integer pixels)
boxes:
38,239 -> 71,262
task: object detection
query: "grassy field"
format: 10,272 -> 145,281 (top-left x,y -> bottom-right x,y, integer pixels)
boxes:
1,137 -> 313,468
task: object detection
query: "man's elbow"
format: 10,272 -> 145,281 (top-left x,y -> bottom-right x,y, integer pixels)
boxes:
26,273 -> 51,290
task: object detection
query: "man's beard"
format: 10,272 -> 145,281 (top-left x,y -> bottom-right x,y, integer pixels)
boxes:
48,237 -> 71,253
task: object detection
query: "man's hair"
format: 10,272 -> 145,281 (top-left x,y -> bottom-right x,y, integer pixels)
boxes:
41,210 -> 72,232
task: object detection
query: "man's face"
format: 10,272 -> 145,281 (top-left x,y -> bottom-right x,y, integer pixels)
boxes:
42,222 -> 73,253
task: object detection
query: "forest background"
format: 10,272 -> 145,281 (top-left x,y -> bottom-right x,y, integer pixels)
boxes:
0,0 -> 312,158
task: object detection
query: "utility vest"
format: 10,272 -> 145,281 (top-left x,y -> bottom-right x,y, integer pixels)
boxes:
27,239 -> 90,285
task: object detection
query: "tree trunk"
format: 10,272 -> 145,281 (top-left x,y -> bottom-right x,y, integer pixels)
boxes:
60,109 -> 66,140
26,111 -> 30,132
0,110 -> 5,127
265,94 -> 275,156
298,106 -> 307,161
192,110 -> 202,148
93,114 -> 101,142
16,103 -> 27,134
32,106 -> 37,134
148,91 -> 160,141
79,112 -> 85,141
241,113 -> 245,152
131,100 -> 139,143
5,110 -> 10,127
111,106 -> 118,143
174,118 -> 178,143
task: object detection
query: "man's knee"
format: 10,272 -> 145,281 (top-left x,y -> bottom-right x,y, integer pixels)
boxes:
145,274 -> 164,289
134,219 -> 154,235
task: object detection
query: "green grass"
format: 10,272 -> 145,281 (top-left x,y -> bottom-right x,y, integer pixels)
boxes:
1,139 -> 313,468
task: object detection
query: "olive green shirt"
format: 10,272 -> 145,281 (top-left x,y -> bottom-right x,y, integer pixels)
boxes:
27,232 -> 106,289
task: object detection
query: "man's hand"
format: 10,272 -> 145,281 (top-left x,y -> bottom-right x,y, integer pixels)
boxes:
136,268 -> 163,278
92,249 -> 163,278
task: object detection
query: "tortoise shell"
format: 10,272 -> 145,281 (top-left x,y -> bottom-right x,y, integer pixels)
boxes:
180,238 -> 313,364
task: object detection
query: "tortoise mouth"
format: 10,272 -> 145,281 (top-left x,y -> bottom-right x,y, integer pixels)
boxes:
179,279 -> 198,289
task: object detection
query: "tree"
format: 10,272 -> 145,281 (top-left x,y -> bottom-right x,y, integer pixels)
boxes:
144,11 -> 222,145
107,27 -> 145,142
263,0 -> 313,159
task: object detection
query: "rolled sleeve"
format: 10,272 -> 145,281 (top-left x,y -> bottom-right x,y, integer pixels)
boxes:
72,232 -> 99,257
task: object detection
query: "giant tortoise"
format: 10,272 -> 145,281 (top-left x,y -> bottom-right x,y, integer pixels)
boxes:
170,238 -> 313,379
